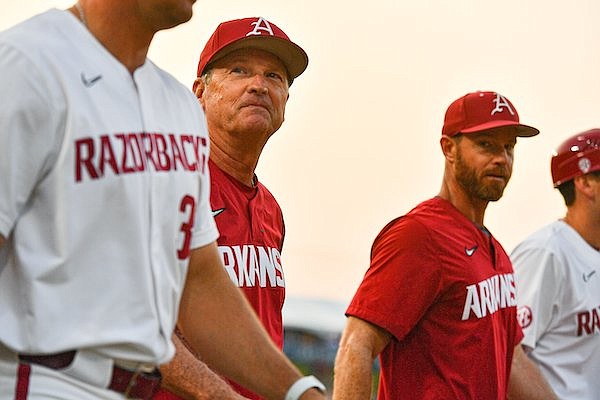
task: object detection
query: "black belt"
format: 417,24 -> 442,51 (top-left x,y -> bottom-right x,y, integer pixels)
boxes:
18,351 -> 161,399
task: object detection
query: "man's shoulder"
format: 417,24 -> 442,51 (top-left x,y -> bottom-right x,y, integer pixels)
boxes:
376,198 -> 446,235
400,197 -> 465,233
515,220 -> 567,251
1,9 -> 69,50
510,221 -> 573,275
255,181 -> 280,204
0,9 -> 85,87
375,209 -> 435,246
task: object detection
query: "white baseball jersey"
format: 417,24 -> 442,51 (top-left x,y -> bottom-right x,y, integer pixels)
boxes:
0,9 -> 218,365
511,220 -> 600,400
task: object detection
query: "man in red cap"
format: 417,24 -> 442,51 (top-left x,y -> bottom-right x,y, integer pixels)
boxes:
510,129 -> 600,399
333,91 -> 556,399
155,17 -> 325,400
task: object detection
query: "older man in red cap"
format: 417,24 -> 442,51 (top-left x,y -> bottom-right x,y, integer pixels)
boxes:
333,91 -> 556,399
154,17 -> 324,400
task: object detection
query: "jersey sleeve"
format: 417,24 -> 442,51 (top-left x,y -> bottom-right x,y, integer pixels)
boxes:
0,42 -> 63,238
347,216 -> 444,341
511,242 -> 563,350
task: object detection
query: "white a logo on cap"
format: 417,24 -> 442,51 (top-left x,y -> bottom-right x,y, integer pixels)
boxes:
246,17 -> 275,37
491,93 -> 515,116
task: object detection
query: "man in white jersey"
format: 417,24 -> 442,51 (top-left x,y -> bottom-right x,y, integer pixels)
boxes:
510,128 -> 600,399
0,2 -> 326,399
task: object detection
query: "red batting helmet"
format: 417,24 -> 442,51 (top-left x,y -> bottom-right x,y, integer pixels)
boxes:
551,129 -> 600,187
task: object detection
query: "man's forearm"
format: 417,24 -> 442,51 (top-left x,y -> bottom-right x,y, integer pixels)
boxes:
180,243 -> 325,400
159,332 -> 246,400
508,345 -> 558,400
332,340 -> 374,400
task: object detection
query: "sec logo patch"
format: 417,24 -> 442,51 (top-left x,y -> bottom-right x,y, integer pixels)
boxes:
517,306 -> 533,328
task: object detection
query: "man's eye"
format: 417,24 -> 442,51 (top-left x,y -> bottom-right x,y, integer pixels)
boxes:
267,72 -> 283,81
231,67 -> 246,74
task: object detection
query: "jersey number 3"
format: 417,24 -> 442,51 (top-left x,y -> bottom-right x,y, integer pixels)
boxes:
177,194 -> 196,260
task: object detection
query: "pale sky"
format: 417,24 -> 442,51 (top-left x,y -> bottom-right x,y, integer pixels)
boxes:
3,1 -> 600,305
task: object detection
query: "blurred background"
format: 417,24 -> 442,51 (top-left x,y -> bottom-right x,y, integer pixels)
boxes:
282,297 -> 379,398
3,1 -> 600,397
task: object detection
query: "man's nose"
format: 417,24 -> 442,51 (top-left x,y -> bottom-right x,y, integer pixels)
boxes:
248,74 -> 268,94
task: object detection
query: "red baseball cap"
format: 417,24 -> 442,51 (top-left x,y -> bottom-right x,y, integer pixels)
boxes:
196,17 -> 308,84
442,91 -> 539,137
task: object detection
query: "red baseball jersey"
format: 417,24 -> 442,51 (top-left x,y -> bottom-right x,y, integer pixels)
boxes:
347,197 -> 523,400
155,159 -> 285,400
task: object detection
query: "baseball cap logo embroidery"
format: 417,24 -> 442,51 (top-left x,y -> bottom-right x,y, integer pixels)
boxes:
246,17 -> 275,37
491,93 -> 515,116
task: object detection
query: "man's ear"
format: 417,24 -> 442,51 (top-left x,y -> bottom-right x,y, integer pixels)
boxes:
193,77 -> 204,97
193,77 -> 207,109
440,135 -> 458,163
573,174 -> 597,201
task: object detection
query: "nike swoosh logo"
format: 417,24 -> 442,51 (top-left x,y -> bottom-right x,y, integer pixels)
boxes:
81,72 -> 102,87
465,245 -> 478,257
583,270 -> 597,282
212,208 -> 225,217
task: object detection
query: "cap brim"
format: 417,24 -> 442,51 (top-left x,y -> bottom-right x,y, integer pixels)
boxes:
204,36 -> 308,81
460,120 -> 540,137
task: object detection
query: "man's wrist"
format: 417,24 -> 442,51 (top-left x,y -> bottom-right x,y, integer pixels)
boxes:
284,375 -> 326,400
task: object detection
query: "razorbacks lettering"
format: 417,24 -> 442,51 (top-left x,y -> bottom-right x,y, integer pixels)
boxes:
218,245 -> 285,288
461,273 -> 517,320
75,132 -> 208,182
576,305 -> 600,336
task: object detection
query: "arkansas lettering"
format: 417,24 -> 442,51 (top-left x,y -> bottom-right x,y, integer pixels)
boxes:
577,305 -> 600,336
461,273 -> 517,320
218,245 -> 285,288
75,132 -> 208,182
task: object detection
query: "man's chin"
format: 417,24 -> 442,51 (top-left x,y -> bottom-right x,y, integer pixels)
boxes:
482,188 -> 505,202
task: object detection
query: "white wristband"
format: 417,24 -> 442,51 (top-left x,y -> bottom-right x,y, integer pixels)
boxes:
284,375 -> 326,400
